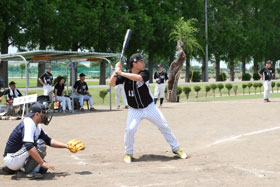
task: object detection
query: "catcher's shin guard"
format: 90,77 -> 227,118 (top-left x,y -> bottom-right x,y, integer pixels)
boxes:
23,139 -> 47,173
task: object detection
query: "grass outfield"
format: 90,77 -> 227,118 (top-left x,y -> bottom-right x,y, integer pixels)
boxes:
1,82 -> 279,107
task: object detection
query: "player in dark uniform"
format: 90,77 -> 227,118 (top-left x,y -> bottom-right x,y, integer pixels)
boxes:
2,103 -> 68,178
154,64 -> 168,106
73,73 -> 95,111
259,60 -> 275,102
38,66 -> 53,101
2,81 -> 23,115
109,53 -> 187,163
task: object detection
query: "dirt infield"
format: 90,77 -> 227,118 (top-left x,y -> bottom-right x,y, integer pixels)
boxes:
1,99 -> 280,187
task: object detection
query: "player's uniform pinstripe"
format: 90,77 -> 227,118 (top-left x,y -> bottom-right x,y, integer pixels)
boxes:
116,70 -> 179,155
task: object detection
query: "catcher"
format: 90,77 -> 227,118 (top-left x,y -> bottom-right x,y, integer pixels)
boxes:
2,103 -> 85,179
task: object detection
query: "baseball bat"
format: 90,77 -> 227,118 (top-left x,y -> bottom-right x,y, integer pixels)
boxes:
120,29 -> 132,61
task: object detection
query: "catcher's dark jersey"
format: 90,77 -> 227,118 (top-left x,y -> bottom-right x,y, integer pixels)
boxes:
259,67 -> 274,81
116,70 -> 153,109
154,71 -> 168,84
4,118 -> 51,157
40,72 -> 53,85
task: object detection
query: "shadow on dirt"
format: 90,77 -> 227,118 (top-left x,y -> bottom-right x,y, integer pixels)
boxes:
133,154 -> 180,162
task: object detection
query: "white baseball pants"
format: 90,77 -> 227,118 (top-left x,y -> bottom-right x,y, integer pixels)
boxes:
154,83 -> 165,98
73,93 -> 93,109
4,146 -> 29,170
115,84 -> 128,107
56,96 -> 72,111
263,80 -> 271,99
124,103 -> 179,155
43,85 -> 52,96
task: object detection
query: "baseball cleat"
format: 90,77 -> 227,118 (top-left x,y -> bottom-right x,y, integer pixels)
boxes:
124,154 -> 132,163
173,149 -> 188,159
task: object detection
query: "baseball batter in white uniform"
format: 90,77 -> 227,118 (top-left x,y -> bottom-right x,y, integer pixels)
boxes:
154,64 -> 168,106
109,53 -> 187,163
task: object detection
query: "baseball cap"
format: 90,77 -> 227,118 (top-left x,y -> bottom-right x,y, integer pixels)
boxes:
157,64 -> 162,67
25,103 -> 47,118
79,73 -> 86,77
266,60 -> 271,64
47,66 -> 52,69
129,53 -> 144,64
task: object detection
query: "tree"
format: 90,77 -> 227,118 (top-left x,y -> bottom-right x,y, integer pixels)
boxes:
194,86 -> 201,98
0,0 -> 29,87
19,63 -> 25,78
210,84 -> 217,97
205,85 -> 211,97
217,83 -> 224,96
168,17 -> 202,102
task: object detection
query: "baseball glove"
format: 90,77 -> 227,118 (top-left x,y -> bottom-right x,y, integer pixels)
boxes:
67,139 -> 85,153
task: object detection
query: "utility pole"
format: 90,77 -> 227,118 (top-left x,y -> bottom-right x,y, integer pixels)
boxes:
205,0 -> 209,82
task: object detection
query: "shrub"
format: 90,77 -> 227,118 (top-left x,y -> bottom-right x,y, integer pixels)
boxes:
205,85 -> 211,97
242,73 -> 251,81
176,86 -> 182,96
258,82 -> 263,94
225,83 -> 233,96
271,82 -> 275,93
247,82 -> 253,94
183,87 -> 191,99
190,71 -> 202,82
218,72 -> 227,81
99,90 -> 108,103
242,84 -> 247,95
277,82 -> 280,92
253,82 -> 259,94
194,86 -> 201,98
253,73 -> 261,80
217,83 -> 224,96
210,84 -> 217,97
233,85 -> 238,96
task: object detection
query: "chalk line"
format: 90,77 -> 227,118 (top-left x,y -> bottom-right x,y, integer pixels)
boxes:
208,126 -> 280,146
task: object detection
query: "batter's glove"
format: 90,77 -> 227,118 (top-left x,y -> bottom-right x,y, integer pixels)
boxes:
67,139 -> 85,153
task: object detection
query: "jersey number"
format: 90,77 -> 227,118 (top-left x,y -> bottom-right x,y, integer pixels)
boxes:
128,90 -> 135,97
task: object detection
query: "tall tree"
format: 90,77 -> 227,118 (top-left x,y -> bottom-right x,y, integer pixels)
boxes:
0,0 -> 29,87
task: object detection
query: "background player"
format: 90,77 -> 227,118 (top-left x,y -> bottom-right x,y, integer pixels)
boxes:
109,53 -> 187,163
154,64 -> 168,106
259,60 -> 275,102
73,73 -> 95,111
38,66 -> 53,101
115,83 -> 129,109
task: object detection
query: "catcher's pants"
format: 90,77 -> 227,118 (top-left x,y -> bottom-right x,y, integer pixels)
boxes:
56,96 -> 72,111
263,80 -> 271,99
3,139 -> 47,171
73,93 -> 93,109
154,83 -> 165,98
124,103 -> 179,155
43,85 -> 53,101
115,84 -> 128,107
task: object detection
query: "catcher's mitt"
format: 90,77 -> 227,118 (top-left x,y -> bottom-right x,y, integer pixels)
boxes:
67,139 -> 85,153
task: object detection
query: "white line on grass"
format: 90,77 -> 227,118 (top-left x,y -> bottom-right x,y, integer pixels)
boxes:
208,126 -> 280,146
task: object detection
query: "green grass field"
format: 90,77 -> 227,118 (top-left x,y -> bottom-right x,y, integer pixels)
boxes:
2,80 -> 279,107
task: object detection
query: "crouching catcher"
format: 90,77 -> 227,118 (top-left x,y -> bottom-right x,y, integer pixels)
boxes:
2,103 -> 85,178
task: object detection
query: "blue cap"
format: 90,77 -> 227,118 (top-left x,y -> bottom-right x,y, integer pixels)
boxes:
25,103 -> 47,118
